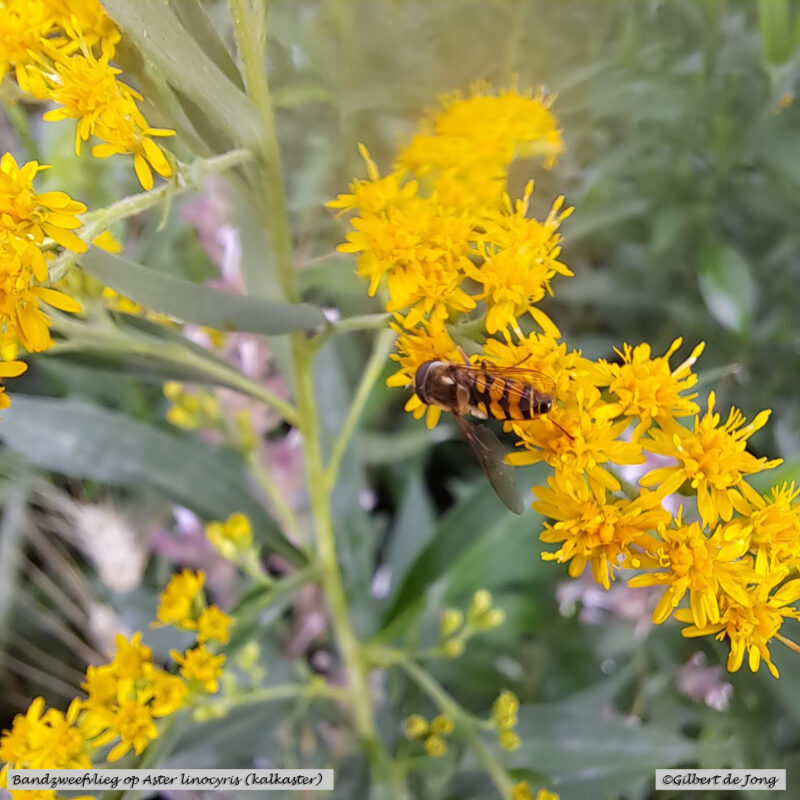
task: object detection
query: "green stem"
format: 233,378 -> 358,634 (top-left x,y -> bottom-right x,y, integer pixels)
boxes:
47,315 -> 300,427
197,680 -> 349,715
376,649 -> 515,799
230,3 -> 397,791
325,327 -> 395,490
49,149 -> 253,283
247,450 -> 305,543
310,311 -> 392,350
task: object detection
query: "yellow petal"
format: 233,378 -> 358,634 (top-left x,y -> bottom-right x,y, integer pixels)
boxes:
0,360 -> 27,378
134,153 -> 154,190
32,287 -> 82,313
42,222 -> 87,252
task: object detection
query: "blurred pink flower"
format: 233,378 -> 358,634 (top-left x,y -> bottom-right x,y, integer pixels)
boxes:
677,652 -> 733,711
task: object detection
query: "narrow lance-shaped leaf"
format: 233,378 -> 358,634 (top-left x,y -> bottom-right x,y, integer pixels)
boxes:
78,247 -> 327,334
100,0 -> 262,150
0,396 -> 305,566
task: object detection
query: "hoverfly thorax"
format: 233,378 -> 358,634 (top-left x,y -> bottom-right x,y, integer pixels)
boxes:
413,359 -> 470,413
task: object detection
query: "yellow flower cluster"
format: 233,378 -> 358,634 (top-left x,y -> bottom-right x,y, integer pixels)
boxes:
0,570 -> 228,797
438,589 -> 505,658
403,712 -> 455,758
333,86 -> 800,679
511,785 -> 559,800
0,151 -> 87,406
2,0 -> 174,189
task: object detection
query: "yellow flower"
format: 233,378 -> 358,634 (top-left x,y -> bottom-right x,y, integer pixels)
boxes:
26,43 -> 141,158
500,730 -> 521,751
0,154 -> 84,352
509,782 -> 533,800
629,515 -> 755,628
468,184 -> 573,337
536,791 -> 560,800
109,632 -> 152,680
507,385 -> 645,494
148,669 -> 188,717
592,338 -> 705,435
492,690 -> 519,730
92,118 -> 175,191
154,568 -> 205,630
103,698 -> 158,762
398,83 -> 563,202
170,645 -> 226,693
439,608 -> 463,638
746,482 -> 800,569
641,392 -> 781,528
403,714 -> 429,739
0,153 -> 87,250
429,715 -> 454,736
677,561 -> 800,678
80,664 -> 119,737
423,734 -> 447,757
328,145 -> 418,216
533,473 -> 668,590
0,0 -> 53,80
206,512 -> 253,559
196,606 -> 232,645
386,322 -> 462,429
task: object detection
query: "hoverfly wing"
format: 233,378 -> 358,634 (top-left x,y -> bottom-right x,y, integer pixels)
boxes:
454,415 -> 524,514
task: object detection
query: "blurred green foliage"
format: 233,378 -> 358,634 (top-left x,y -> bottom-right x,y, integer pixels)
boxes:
1,1 -> 799,798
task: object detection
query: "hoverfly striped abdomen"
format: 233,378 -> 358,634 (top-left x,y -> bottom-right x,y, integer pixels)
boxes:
465,368 -> 553,422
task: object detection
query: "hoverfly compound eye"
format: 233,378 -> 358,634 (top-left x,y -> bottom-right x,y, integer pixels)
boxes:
413,360 -> 436,403
540,396 -> 553,414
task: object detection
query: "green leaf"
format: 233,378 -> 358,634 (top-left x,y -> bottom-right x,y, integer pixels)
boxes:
169,0 -> 244,90
510,701 -> 700,800
697,242 -> 757,334
0,396 -> 304,565
100,0 -> 262,150
78,247 -> 326,334
381,464 -> 548,629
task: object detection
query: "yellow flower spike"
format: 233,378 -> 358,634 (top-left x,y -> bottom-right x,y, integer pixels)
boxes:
429,715 -> 455,736
196,606 -> 232,645
403,714 -> 429,739
423,734 -> 447,758
439,608 -> 464,638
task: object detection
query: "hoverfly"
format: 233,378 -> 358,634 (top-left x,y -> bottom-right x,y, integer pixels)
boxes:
413,354 -> 564,514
